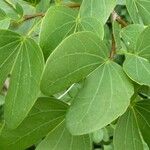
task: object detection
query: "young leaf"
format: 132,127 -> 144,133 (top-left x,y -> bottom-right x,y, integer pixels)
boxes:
36,121 -> 92,150
40,6 -> 104,59
0,97 -> 68,150
114,108 -> 144,150
41,31 -> 108,96
66,61 -> 134,135
80,0 -> 116,25
0,30 -> 44,129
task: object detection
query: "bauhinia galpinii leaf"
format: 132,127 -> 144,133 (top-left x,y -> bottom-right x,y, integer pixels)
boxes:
40,5 -> 104,58
123,26 -> 150,86
41,31 -> 107,96
66,61 -> 134,135
0,30 -> 44,128
0,0 -> 150,149
114,99 -> 150,150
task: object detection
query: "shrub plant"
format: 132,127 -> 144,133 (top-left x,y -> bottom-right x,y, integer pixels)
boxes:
0,0 -> 150,150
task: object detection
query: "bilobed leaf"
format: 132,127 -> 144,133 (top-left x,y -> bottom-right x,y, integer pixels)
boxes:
120,24 -> 144,51
126,0 -> 150,25
40,6 -> 104,58
123,54 -> 150,86
66,61 -> 134,135
0,30 -> 44,129
0,97 -> 68,150
114,108 -> 144,150
80,0 -> 116,25
41,31 -> 108,96
134,100 -> 150,147
36,121 -> 92,150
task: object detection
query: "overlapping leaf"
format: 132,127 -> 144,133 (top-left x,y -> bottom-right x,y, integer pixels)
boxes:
41,31 -> 108,96
114,100 -> 150,149
134,100 -> 150,147
66,61 -> 134,135
114,108 -> 144,150
123,26 -> 150,86
36,121 -> 92,150
40,6 -> 104,58
0,8 -> 10,29
126,0 -> 150,25
0,30 -> 44,128
123,55 -> 150,86
120,24 -> 144,51
0,97 -> 68,150
80,0 -> 116,25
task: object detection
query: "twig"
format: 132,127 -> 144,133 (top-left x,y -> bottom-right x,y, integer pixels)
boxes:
23,13 -> 45,21
110,34 -> 116,59
65,3 -> 80,8
22,3 -> 80,22
112,11 -> 128,28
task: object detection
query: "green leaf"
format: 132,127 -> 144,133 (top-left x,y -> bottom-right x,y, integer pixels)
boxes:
120,24 -> 144,51
92,129 -> 104,144
0,97 -> 68,150
15,2 -> 24,17
0,30 -> 44,129
66,61 -> 134,135
114,108 -> 144,150
123,26 -> 150,86
134,100 -> 150,147
126,0 -> 150,25
126,0 -> 140,24
0,95 -> 4,106
123,54 -> 150,86
40,6 -> 104,59
136,26 -> 150,61
41,31 -> 108,96
0,8 -> 10,29
80,0 -> 116,25
36,121 -> 92,150
138,85 -> 150,98
114,100 -> 150,149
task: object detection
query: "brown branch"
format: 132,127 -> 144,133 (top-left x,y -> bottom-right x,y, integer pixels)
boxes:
110,34 -> 116,59
22,3 -> 80,22
23,13 -> 45,21
112,11 -> 128,28
65,3 -> 80,8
